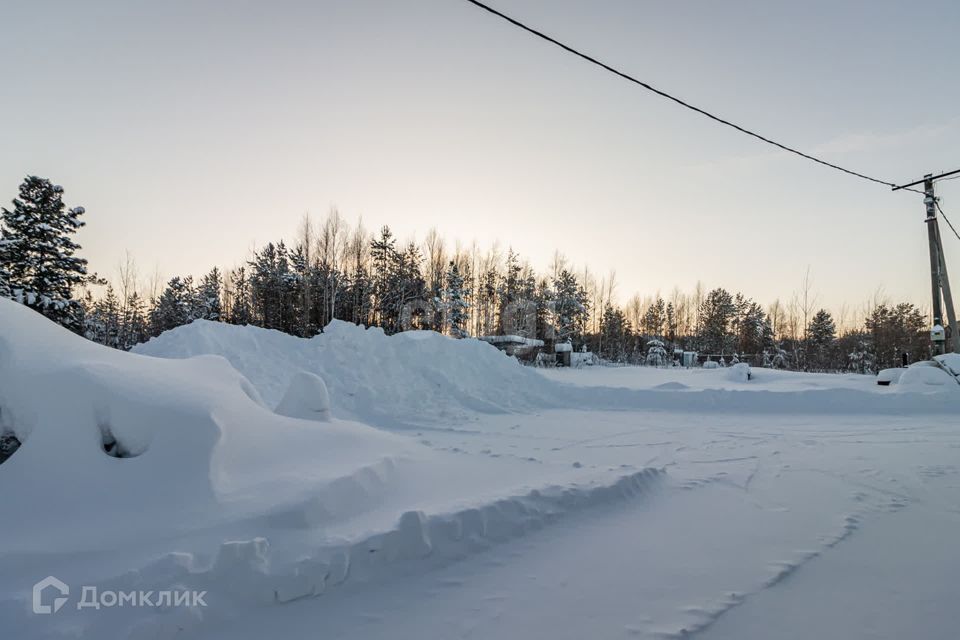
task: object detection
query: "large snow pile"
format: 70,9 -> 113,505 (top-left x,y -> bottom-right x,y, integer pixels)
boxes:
135,320 -> 564,427
0,298 -> 412,552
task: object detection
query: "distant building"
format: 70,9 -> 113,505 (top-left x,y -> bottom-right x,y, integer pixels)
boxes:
478,335 -> 545,359
554,341 -> 573,367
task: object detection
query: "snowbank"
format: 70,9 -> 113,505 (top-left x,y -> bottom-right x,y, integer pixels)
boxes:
0,298 -> 411,552
135,320 -> 562,427
135,320 -> 960,421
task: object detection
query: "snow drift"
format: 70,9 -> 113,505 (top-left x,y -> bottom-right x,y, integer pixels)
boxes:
0,298 -> 413,551
134,319 -> 564,427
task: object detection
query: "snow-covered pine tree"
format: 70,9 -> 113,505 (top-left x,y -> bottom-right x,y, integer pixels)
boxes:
551,269 -> 589,346
443,260 -> 469,338
0,176 -> 88,330
149,276 -> 195,335
645,338 -> 668,367
196,268 -> 223,322
769,343 -> 789,369
0,260 -> 10,299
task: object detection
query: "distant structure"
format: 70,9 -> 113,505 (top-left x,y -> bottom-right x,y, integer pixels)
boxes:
554,341 -> 573,367
478,335 -> 544,360
479,335 -> 595,367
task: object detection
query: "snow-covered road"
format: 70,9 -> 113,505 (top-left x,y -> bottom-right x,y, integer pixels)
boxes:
195,406 -> 960,640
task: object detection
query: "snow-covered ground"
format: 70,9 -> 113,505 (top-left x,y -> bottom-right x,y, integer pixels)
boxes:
2,299 -> 959,639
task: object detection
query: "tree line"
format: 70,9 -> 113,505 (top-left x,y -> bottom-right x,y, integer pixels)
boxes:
0,176 -> 932,372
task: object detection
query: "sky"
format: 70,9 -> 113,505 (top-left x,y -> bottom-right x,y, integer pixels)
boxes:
2,0 -> 959,315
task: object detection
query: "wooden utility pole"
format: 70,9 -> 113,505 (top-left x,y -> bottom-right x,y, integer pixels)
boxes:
894,169 -> 960,355
924,176 -> 946,354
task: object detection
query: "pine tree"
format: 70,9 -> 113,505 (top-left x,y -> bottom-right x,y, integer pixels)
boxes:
735,299 -> 770,360
249,242 -> 298,332
665,301 -> 677,344
498,249 -> 523,333
806,309 -> 836,370
865,303 -> 927,369
0,261 -> 10,299
551,269 -> 588,346
641,297 -> 666,338
149,276 -> 195,335
443,260 -> 469,338
645,339 -> 668,366
229,267 -> 253,325
698,288 -> 736,355
370,226 -> 398,331
122,292 -> 149,348
196,268 -> 223,322
599,304 -> 629,361
0,176 -> 88,330
398,242 -> 427,330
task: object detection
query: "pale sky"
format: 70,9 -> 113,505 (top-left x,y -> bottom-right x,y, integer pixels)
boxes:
2,0 -> 959,314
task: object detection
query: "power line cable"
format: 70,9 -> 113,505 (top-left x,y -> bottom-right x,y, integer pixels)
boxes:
936,201 -> 960,242
462,0 -> 924,193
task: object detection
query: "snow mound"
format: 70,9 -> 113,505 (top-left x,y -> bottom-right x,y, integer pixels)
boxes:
655,381 -> 690,390
935,353 -> 960,377
135,320 -> 562,427
726,362 -> 752,383
897,362 -> 958,389
876,368 -> 904,386
0,298 -> 409,551
274,371 -> 332,421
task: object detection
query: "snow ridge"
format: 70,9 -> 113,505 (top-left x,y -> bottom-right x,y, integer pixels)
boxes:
54,468 -> 664,639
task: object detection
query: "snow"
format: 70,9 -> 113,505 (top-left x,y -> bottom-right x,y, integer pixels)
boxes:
134,320 -> 563,427
273,371 -> 332,421
3,299 -> 960,640
726,361 -> 751,382
935,352 -> 960,376
478,334 -> 545,347
876,367 -> 904,385
898,362 -> 957,387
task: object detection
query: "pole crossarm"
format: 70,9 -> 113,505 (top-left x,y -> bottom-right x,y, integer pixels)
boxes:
892,168 -> 960,191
